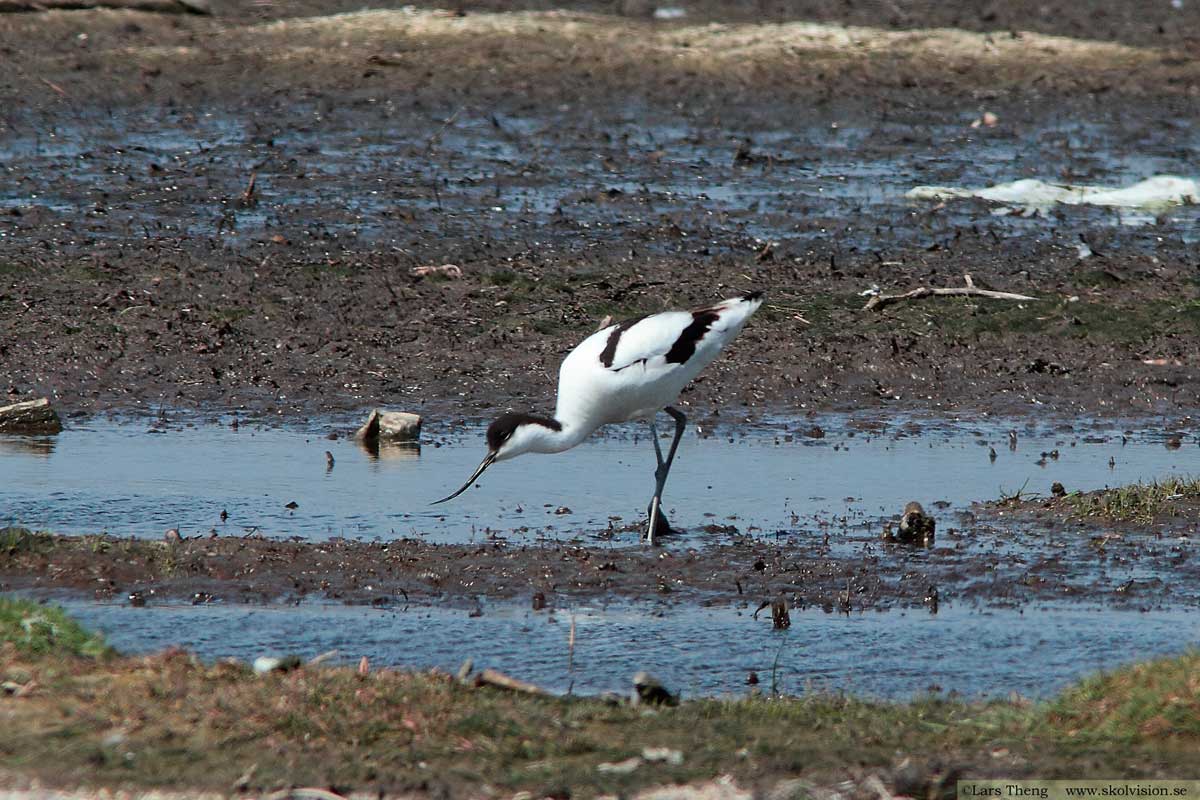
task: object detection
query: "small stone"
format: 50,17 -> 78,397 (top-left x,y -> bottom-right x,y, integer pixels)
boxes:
632,670 -> 678,706
597,757 -> 642,775
355,409 -> 421,443
253,655 -> 302,674
642,746 -> 683,765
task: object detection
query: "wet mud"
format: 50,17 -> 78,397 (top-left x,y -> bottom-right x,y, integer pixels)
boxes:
5,510 -> 1199,612
1,2 -> 1198,419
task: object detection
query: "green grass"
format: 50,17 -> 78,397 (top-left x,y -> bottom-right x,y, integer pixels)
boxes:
206,306 -> 253,326
1064,476 -> 1200,523
0,526 -> 54,555
0,597 -> 111,659
1047,649 -> 1200,740
874,294 -> 1200,344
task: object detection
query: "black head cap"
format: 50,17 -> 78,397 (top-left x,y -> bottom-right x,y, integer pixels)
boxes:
486,413 -> 562,452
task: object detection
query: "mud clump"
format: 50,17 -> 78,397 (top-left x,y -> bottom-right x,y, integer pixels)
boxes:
882,501 -> 936,546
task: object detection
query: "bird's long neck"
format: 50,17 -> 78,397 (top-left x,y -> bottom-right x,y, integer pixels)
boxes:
523,412 -> 595,454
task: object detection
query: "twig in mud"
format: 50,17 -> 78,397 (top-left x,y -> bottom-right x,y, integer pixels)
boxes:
424,107 -> 464,153
38,77 -> 69,98
474,667 -> 549,696
863,274 -> 1037,311
765,303 -> 811,324
240,171 -> 257,207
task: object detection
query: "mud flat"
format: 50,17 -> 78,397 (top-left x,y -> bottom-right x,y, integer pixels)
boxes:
1,3 -> 1197,418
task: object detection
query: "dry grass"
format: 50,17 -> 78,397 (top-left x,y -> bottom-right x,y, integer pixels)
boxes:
4,598 -> 1200,796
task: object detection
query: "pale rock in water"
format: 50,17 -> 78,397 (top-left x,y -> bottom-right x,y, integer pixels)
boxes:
0,398 -> 63,434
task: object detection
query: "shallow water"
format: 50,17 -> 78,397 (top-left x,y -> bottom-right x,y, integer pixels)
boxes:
2,105 -> 1198,252
55,597 -> 1200,700
0,414 -> 1192,545
6,414 -> 1197,700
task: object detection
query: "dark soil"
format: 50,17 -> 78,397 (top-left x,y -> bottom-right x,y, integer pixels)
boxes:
1,1 -> 1198,420
4,515 -> 1199,610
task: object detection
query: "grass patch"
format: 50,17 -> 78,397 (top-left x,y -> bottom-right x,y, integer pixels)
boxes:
0,262 -> 32,277
206,306 -> 253,326
0,598 -> 111,659
1046,650 -> 1200,740
1063,476 -> 1200,523
0,526 -> 54,555
4,605 -> 1200,794
878,295 -> 1200,344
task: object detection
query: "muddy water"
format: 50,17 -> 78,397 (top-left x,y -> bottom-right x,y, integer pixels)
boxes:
6,415 -> 1198,699
0,415 -> 1191,545
2,105 -> 1198,255
55,597 -> 1200,700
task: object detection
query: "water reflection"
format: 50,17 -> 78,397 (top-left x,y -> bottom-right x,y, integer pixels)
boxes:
0,435 -> 56,457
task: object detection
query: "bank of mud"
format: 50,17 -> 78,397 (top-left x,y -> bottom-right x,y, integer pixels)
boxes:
1,2 -> 1198,420
4,510 -> 1198,609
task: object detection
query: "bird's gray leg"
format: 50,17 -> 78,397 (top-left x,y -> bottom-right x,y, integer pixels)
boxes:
646,416 -> 670,545
646,407 -> 687,545
650,418 -> 666,467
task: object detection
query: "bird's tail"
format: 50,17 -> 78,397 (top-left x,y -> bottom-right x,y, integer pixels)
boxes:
711,291 -> 764,331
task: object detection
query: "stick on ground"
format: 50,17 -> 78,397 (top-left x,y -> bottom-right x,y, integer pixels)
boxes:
863,274 -> 1037,311
475,668 -> 549,696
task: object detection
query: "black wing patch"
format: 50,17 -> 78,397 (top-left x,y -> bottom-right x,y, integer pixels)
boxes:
599,314 -> 649,368
665,309 -> 720,364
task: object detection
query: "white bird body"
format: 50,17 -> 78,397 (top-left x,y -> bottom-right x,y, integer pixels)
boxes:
554,294 -> 763,432
433,290 -> 764,542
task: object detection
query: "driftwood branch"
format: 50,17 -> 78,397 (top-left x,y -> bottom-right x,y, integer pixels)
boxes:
474,668 -> 548,696
0,0 -> 209,13
863,274 -> 1037,311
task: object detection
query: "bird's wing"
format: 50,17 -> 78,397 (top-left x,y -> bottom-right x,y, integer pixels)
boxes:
586,293 -> 763,374
593,310 -> 693,372
599,302 -> 756,372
